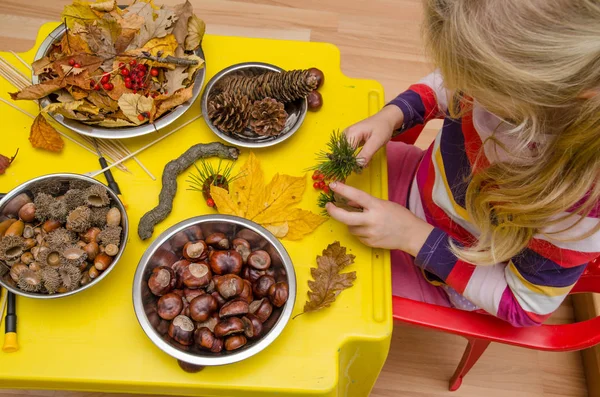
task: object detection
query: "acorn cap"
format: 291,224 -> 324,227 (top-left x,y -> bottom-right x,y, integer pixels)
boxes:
84,185 -> 110,208
0,235 -> 25,262
66,206 -> 92,233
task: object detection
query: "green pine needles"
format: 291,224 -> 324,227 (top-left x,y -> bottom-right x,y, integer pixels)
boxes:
309,130 -> 362,182
187,159 -> 242,200
317,191 -> 336,216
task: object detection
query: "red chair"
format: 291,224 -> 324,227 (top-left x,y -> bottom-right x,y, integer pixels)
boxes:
392,257 -> 600,391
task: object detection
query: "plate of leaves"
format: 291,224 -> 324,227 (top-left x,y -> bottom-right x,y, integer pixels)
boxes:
9,0 -> 206,139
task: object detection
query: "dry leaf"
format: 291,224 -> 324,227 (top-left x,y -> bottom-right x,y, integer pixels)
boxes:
172,0 -> 194,46
299,242 -> 357,316
43,100 -> 100,116
164,67 -> 188,94
118,93 -> 154,124
132,34 -> 178,58
67,86 -> 90,100
32,57 -> 53,75
62,0 -> 101,29
183,54 -> 205,83
10,81 -> 64,100
210,153 -> 327,240
90,0 -> 116,12
184,14 -> 205,51
87,91 -> 119,112
55,90 -> 75,103
115,12 -> 145,52
60,64 -> 85,76
30,115 -> 64,152
95,118 -> 137,127
0,149 -> 18,175
131,5 -> 177,49
150,85 -> 192,122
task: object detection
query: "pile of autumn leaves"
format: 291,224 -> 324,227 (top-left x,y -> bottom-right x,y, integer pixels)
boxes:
9,0 -> 205,152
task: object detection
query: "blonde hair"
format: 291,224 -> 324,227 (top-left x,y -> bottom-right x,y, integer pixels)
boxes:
423,0 -> 600,265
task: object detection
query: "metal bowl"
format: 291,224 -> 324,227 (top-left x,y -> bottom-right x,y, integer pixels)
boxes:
132,215 -> 296,366
0,174 -> 129,299
201,62 -> 308,148
32,24 -> 206,140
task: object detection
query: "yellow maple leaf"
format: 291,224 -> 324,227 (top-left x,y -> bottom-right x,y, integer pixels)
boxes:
210,153 -> 327,240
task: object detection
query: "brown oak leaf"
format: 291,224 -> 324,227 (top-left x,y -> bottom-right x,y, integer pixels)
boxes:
172,0 -> 194,47
0,149 -> 19,175
31,57 -> 54,75
296,242 -> 357,317
118,93 -> 154,124
149,85 -> 192,122
10,80 -> 64,100
163,66 -> 188,94
184,14 -> 205,51
29,115 -> 64,152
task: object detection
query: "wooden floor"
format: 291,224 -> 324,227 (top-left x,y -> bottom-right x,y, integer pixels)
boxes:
0,0 -> 589,396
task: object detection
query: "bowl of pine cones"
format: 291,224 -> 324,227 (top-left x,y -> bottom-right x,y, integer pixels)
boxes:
201,62 -> 324,148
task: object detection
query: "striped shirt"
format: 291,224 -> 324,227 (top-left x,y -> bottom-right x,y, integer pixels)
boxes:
390,71 -> 598,327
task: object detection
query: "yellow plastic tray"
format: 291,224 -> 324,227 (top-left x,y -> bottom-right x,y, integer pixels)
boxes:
0,23 -> 392,397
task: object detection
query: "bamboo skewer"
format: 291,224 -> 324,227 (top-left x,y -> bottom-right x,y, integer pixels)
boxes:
114,140 -> 156,180
9,51 -> 32,73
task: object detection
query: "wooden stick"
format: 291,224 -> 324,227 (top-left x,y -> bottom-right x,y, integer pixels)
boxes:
0,56 -> 29,85
9,51 -> 32,73
115,140 -> 156,180
89,115 -> 203,177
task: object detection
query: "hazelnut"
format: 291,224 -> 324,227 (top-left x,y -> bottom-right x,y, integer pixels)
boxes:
219,298 -> 249,318
183,241 -> 208,261
210,337 -> 224,353
242,314 -> 263,339
106,207 -> 121,227
248,250 -> 271,270
214,317 -> 245,338
239,279 -> 253,303
104,243 -> 119,257
94,252 -> 113,271
205,232 -> 230,249
308,67 -> 325,89
82,227 -> 101,244
232,238 -> 251,263
9,263 -> 28,282
89,266 -> 100,279
23,238 -> 36,251
2,193 -> 31,217
249,298 -> 273,323
148,266 -> 177,296
211,291 -> 227,308
194,327 -> 216,350
20,252 -> 34,265
18,203 -> 36,223
182,262 -> 212,288
225,335 -> 247,351
168,315 -> 195,346
184,288 -> 205,302
210,250 -> 243,275
215,274 -> 244,299
157,292 -> 184,320
307,91 -> 323,111
83,242 -> 99,261
42,219 -> 61,233
178,360 -> 205,373
253,275 -> 276,299
171,259 -> 191,289
22,224 -> 35,239
189,294 -> 218,322
268,282 -> 289,307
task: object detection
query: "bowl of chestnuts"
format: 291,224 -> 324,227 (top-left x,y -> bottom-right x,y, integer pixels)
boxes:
133,215 -> 295,368
0,174 -> 128,298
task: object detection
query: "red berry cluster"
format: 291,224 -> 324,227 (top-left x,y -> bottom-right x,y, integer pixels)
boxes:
206,198 -> 215,207
67,58 -> 81,68
312,170 -> 330,193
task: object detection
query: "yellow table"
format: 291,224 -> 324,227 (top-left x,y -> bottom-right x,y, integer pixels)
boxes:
0,23 -> 392,397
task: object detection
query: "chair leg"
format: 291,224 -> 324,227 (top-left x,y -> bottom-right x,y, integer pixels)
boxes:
449,338 -> 491,391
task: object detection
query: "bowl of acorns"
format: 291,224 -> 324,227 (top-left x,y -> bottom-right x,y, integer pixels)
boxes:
0,174 -> 128,298
132,215 -> 295,369
202,62 -> 324,148
10,0 -> 207,139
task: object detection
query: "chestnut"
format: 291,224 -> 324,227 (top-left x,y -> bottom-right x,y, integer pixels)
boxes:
170,231 -> 191,253
157,292 -> 184,320
206,278 -> 217,294
248,250 -> 271,270
168,315 -> 195,346
235,229 -> 265,248
269,282 -> 289,307
194,327 -> 216,350
225,335 -> 247,351
249,298 -> 273,323
148,266 -> 177,296
242,313 -> 263,339
184,288 -> 205,302
242,267 -> 265,283
196,312 -> 219,332
210,250 -> 243,275
219,298 -> 249,318
189,294 -> 218,322
239,279 -> 253,303
215,274 -> 244,299
205,232 -> 230,249
308,67 -> 325,89
183,240 -> 208,261
211,291 -> 227,308
214,317 -> 245,338
178,360 -> 205,373
18,203 -> 36,223
307,90 -> 323,111
253,275 -> 276,299
210,337 -> 224,353
182,262 -> 212,288
232,238 -> 251,263
172,289 -> 185,298
181,299 -> 190,317
150,248 -> 178,268
186,225 -> 204,241
157,319 -> 170,335
171,259 -> 191,289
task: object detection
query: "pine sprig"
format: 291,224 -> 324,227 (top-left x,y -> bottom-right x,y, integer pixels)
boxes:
309,130 -> 361,182
317,191 -> 335,216
186,159 -> 242,197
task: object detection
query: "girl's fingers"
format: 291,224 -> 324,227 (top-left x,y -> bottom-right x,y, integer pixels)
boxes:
329,182 -> 374,209
326,203 -> 365,226
348,226 -> 369,237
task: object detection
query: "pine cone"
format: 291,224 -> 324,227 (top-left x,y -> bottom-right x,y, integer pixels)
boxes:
220,70 -> 318,103
207,93 -> 252,134
250,98 -> 288,136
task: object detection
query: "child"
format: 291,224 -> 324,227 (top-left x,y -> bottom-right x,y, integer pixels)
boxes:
326,0 -> 600,326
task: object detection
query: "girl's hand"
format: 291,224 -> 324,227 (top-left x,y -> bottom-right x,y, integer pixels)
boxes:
326,181 -> 433,256
344,105 -> 404,166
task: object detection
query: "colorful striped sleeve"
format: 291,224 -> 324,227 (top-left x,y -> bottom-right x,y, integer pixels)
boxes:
387,71 -> 448,141
414,228 -> 589,327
